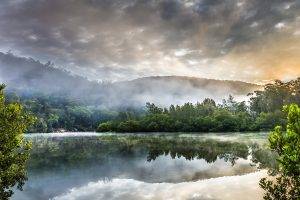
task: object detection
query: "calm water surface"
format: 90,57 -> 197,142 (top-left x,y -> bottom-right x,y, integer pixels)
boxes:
12,132 -> 275,200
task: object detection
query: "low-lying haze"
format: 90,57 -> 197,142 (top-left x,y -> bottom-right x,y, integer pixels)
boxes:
0,52 -> 261,107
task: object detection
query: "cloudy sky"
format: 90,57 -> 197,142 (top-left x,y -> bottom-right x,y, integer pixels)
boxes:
0,0 -> 299,83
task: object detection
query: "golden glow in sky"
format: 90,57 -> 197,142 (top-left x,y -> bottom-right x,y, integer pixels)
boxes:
0,0 -> 299,83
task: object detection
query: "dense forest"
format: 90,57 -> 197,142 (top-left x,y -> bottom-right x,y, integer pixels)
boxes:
98,78 -> 300,132
5,92 -> 119,132
4,77 -> 300,133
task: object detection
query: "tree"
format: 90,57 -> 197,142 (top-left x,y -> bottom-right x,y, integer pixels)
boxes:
0,84 -> 35,199
249,79 -> 299,114
260,104 -> 300,200
97,121 -> 113,132
254,111 -> 286,131
146,102 -> 163,114
202,98 -> 216,107
117,120 -> 140,132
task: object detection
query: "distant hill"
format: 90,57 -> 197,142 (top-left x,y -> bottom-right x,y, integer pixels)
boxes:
106,76 -> 262,107
0,52 -> 262,107
0,52 -> 102,100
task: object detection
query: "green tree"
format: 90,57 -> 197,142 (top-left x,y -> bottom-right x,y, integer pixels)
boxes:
97,121 -> 114,132
117,120 -> 140,132
0,85 -> 35,199
254,111 -> 286,131
146,102 -> 163,114
260,104 -> 300,200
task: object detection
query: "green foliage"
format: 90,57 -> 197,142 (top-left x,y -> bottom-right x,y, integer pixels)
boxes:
97,78 -> 300,133
140,114 -> 174,132
146,102 -> 163,114
0,85 -> 35,199
117,120 -> 140,132
260,104 -> 300,200
212,109 -> 239,132
250,78 -> 300,113
97,121 -> 114,132
98,96 -> 258,132
9,77 -> 300,134
5,93 -> 118,132
254,111 -> 286,131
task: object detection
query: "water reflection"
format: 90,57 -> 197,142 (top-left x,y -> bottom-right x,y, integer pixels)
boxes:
13,133 -> 276,200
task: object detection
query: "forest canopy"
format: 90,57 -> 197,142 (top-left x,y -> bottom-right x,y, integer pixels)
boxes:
98,78 -> 300,133
4,77 -> 300,133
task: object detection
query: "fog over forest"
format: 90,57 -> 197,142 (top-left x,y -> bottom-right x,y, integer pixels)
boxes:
1,0 -> 299,107
0,52 -> 261,107
1,1 -> 300,199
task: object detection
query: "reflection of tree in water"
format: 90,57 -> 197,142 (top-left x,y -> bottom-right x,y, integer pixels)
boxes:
146,139 -> 249,165
250,143 -> 278,170
28,136 -> 142,171
28,135 -> 276,170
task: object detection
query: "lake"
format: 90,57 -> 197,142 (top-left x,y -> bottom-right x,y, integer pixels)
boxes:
12,132 -> 276,200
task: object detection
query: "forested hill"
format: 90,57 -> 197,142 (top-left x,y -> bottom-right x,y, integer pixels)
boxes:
0,52 -> 102,102
0,52 -> 261,107
108,76 -> 261,106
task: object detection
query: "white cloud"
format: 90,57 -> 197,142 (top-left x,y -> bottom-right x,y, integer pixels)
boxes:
53,171 -> 266,200
250,22 -> 258,28
275,22 -> 285,29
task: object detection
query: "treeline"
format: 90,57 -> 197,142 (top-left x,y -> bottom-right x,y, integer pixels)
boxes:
5,92 -> 118,132
98,98 -> 284,132
98,78 -> 300,132
5,77 -> 300,133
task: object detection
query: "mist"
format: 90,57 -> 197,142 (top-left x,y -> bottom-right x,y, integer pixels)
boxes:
1,1 -> 297,199
12,133 -> 267,200
0,52 -> 261,108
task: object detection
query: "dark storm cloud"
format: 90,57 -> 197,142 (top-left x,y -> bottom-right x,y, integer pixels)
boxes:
0,0 -> 299,81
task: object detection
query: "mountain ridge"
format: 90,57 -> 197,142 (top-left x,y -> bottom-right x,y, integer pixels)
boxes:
123,75 -> 260,86
0,52 -> 262,107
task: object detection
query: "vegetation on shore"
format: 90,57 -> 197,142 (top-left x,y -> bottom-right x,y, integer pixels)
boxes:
0,85 -> 34,199
5,93 -> 119,132
2,78 -> 300,199
260,104 -> 300,200
97,98 -> 284,132
3,77 -> 300,133
98,78 -> 300,133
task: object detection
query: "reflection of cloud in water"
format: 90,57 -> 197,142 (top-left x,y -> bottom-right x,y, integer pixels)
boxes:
54,171 -> 266,200
12,149 -> 257,200
17,133 -> 269,200
130,155 -> 257,183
